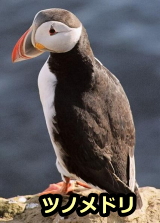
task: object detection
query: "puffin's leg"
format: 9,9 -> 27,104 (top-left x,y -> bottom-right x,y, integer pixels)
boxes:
39,178 -> 91,196
39,177 -> 75,196
76,181 -> 91,189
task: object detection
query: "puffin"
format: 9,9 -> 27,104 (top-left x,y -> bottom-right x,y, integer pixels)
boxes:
12,8 -> 142,208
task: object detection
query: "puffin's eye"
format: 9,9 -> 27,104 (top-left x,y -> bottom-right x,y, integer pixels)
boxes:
49,27 -> 56,36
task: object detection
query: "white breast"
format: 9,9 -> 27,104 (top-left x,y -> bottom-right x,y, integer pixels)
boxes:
38,59 -> 57,134
38,59 -> 73,181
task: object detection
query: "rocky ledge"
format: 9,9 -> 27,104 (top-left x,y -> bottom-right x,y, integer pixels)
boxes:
0,186 -> 160,223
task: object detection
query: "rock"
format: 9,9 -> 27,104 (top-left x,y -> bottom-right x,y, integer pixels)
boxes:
0,187 -> 160,223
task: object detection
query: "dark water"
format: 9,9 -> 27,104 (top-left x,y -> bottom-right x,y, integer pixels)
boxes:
0,0 -> 160,198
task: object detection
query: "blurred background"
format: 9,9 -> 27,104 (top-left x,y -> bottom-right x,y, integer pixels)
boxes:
0,0 -> 160,198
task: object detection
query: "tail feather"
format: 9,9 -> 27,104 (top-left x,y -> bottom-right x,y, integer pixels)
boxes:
134,182 -> 143,209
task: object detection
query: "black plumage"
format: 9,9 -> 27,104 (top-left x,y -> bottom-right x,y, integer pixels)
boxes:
48,26 -> 136,195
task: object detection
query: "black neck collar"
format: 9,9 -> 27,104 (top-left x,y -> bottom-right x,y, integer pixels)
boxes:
48,27 -> 95,87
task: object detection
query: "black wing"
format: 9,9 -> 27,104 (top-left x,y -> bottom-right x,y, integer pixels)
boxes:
54,62 -> 135,194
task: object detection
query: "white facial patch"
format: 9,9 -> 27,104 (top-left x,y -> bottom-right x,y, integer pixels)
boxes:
34,21 -> 82,53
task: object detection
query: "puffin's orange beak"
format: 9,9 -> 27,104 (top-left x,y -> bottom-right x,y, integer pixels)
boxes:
12,29 -> 31,62
12,26 -> 43,63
